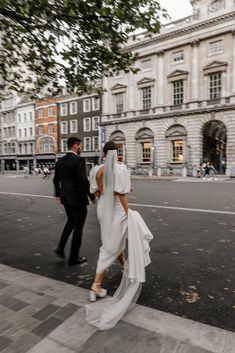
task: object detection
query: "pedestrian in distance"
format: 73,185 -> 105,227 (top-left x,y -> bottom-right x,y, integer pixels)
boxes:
53,137 -> 96,265
42,166 -> 50,179
209,163 -> 217,180
203,162 -> 210,179
201,162 -> 206,178
23,165 -> 29,178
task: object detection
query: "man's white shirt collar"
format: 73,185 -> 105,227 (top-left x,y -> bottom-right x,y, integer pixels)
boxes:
67,151 -> 77,156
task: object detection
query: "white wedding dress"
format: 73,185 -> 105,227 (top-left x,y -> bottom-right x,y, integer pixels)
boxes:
86,151 -> 153,330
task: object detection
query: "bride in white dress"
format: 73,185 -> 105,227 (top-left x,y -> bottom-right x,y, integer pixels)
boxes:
86,141 -> 153,330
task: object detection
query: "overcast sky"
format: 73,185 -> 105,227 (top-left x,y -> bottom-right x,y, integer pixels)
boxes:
159,0 -> 193,22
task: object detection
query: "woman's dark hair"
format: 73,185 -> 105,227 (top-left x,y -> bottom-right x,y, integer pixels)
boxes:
67,137 -> 82,149
103,141 -> 118,155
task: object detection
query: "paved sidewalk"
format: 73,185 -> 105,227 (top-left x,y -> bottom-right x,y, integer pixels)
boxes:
0,264 -> 234,353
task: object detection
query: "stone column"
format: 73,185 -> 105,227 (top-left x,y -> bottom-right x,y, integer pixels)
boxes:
1,159 -> 5,174
157,51 -> 165,106
191,40 -> 200,101
15,159 -> 19,171
222,71 -> 227,97
128,71 -> 135,111
232,31 -> 235,93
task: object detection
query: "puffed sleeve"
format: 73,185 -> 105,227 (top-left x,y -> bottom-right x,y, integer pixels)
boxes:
89,166 -> 99,193
114,164 -> 131,194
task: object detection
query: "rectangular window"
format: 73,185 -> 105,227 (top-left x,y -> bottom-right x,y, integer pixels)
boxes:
115,93 -> 124,114
24,113 -> 27,122
173,80 -> 184,105
83,99 -> 91,112
93,136 -> 99,151
30,127 -> 33,136
142,142 -> 152,162
209,39 -> 223,55
19,129 -> 22,138
19,144 -> 22,155
142,87 -> 152,110
61,121 -> 68,134
48,106 -> 53,116
29,112 -> 33,121
61,139 -> 68,153
92,97 -> 100,111
172,140 -> 184,162
18,114 -> 21,123
83,117 -> 91,132
48,124 -> 54,134
92,116 -> 100,131
142,59 -> 151,71
70,101 -> 77,115
60,104 -> 68,116
209,72 -> 222,99
24,143 -> 27,154
70,119 -> 78,133
12,143 -> 16,154
24,128 -> 27,137
172,50 -> 184,63
30,143 -> 33,154
38,126 -> 44,135
84,137 -> 91,151
38,109 -> 43,118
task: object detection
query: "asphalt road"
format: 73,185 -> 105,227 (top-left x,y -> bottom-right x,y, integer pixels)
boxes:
0,175 -> 234,332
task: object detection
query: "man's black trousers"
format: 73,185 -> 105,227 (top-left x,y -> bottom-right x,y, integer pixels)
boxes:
58,203 -> 87,260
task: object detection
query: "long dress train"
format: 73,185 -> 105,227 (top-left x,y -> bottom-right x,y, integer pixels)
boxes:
86,155 -> 153,330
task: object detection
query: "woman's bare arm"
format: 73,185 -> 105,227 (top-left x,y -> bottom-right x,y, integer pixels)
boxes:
118,194 -> 128,214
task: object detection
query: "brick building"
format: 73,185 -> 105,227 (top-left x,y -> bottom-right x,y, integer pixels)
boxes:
57,93 -> 101,170
35,97 -> 58,168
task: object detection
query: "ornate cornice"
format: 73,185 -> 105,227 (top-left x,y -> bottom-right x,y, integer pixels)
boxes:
125,11 -> 235,52
100,104 -> 235,126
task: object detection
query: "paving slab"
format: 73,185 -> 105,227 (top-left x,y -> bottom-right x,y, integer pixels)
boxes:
27,338 -> 75,353
1,332 -> 40,353
48,308 -> 96,351
0,336 -> 12,351
76,321 -> 179,353
0,264 -> 234,353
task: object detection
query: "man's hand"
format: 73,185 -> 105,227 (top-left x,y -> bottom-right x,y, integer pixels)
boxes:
55,197 -> 61,204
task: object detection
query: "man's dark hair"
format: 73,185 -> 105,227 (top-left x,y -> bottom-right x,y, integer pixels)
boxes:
103,141 -> 118,155
67,137 -> 82,149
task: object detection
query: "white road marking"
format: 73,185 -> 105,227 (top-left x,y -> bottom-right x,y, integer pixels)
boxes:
0,191 -> 235,216
0,191 -> 54,199
129,203 -> 235,215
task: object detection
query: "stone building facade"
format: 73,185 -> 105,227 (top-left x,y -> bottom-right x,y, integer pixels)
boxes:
101,0 -> 235,176
16,100 -> 36,170
0,95 -> 20,171
57,93 -> 101,170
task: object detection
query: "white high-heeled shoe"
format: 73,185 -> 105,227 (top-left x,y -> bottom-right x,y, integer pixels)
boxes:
89,283 -> 107,302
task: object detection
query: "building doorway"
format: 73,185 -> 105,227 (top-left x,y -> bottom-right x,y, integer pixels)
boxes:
203,120 -> 227,174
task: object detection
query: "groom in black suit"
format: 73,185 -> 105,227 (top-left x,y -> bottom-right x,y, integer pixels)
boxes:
53,137 -> 95,265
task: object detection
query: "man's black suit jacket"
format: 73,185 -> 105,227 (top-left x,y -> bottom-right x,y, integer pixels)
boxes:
53,152 -> 94,206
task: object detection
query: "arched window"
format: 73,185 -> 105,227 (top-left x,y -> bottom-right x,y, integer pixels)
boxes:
136,128 -> 154,164
39,137 -> 54,153
110,130 -> 125,162
166,125 -> 187,163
